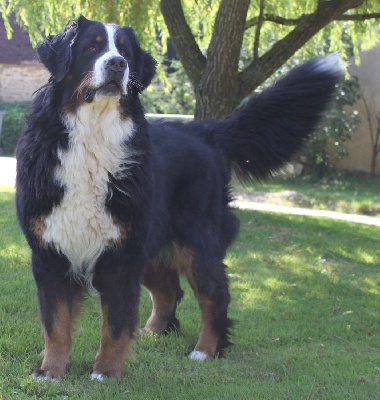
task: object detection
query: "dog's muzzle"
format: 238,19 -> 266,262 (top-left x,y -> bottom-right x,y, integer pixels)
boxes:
85,55 -> 129,102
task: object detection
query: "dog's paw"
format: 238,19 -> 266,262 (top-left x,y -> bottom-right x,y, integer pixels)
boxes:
32,369 -> 60,381
32,370 -> 51,381
188,350 -> 209,361
91,373 -> 106,382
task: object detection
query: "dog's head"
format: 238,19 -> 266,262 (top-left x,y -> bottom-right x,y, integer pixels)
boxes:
37,15 -> 156,103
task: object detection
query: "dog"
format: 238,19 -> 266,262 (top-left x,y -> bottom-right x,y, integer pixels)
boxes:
15,15 -> 342,380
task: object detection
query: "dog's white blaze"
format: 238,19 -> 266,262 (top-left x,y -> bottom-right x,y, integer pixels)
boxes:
93,24 -> 129,93
42,98 -> 134,283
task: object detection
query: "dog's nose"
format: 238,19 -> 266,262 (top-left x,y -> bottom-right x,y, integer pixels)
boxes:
106,56 -> 127,72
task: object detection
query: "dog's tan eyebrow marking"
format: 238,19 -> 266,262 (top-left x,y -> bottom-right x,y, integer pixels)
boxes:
119,38 -> 125,45
96,35 -> 103,42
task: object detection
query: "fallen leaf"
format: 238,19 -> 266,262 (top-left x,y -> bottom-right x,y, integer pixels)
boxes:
332,306 -> 340,313
272,337 -> 280,342
342,310 -> 353,315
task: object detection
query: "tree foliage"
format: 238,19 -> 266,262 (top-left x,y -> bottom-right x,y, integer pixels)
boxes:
1,0 -> 380,119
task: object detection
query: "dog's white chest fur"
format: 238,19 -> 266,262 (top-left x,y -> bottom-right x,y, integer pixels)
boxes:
42,99 -> 134,280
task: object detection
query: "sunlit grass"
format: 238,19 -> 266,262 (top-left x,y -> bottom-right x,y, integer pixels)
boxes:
1,186 -> 379,399
234,172 -> 380,216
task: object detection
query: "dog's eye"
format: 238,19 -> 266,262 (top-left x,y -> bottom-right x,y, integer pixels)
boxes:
120,49 -> 128,58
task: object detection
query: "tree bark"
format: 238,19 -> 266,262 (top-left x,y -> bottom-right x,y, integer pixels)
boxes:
161,0 -> 366,120
195,0 -> 250,120
371,118 -> 380,177
160,0 -> 206,87
161,0 -> 250,120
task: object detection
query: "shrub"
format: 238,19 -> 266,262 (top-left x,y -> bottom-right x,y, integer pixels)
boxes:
299,77 -> 361,177
141,59 -> 195,115
0,102 -> 30,156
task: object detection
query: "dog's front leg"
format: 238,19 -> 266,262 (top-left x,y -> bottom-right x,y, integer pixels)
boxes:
92,262 -> 141,380
31,252 -> 84,379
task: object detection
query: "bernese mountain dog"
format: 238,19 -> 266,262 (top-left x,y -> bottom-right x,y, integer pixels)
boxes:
15,16 -> 342,380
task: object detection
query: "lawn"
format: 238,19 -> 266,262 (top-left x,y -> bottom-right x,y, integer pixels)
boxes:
233,172 -> 380,216
1,185 -> 379,399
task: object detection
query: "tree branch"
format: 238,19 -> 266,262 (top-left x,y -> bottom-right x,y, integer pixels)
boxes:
361,92 -> 375,148
253,0 -> 265,60
246,14 -> 302,29
238,0 -> 366,101
245,11 -> 380,30
338,12 -> 380,20
160,0 -> 206,87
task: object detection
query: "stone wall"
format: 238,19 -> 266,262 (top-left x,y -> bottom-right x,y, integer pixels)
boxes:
0,63 -> 49,102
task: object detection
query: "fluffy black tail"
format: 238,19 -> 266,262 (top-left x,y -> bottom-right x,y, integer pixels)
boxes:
213,54 -> 343,182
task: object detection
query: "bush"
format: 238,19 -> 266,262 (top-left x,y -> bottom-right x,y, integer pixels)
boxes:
299,77 -> 361,177
0,102 -> 30,156
141,59 -> 195,115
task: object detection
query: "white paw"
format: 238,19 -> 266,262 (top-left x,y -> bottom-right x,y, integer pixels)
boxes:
188,350 -> 209,361
91,373 -> 105,382
32,373 -> 51,381
32,372 -> 60,382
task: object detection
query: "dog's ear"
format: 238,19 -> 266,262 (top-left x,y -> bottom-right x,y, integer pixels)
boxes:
37,15 -> 89,82
125,28 -> 157,92
138,50 -> 157,91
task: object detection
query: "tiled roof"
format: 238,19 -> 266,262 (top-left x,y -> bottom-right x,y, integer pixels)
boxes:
0,15 -> 39,64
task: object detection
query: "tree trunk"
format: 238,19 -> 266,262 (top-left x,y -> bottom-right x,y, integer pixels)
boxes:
194,0 -> 250,120
161,0 -> 366,120
370,120 -> 380,177
161,0 -> 249,120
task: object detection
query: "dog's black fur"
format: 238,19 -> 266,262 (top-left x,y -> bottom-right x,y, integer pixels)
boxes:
15,16 -> 342,379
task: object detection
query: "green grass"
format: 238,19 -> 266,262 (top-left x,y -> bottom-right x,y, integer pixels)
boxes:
233,173 -> 380,216
1,185 -> 380,399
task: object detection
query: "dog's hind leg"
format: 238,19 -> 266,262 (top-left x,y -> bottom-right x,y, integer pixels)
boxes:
185,262 -> 233,360
142,265 -> 184,334
31,253 -> 84,379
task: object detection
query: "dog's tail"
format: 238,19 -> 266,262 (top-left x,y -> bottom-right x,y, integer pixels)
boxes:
212,54 -> 343,182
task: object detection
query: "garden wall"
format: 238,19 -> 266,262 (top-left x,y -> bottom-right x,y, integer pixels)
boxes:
0,63 -> 49,102
336,46 -> 380,176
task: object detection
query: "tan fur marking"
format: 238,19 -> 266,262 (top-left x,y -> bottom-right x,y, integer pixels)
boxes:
93,305 -> 132,377
172,244 -> 194,276
96,35 -> 103,42
40,302 -> 72,378
38,293 -> 83,378
194,294 -> 218,358
31,218 -> 47,246
148,244 -> 194,275
143,289 -> 177,333
112,223 -> 129,248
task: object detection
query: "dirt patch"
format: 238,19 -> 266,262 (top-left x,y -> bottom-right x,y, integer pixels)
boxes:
233,190 -> 308,207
